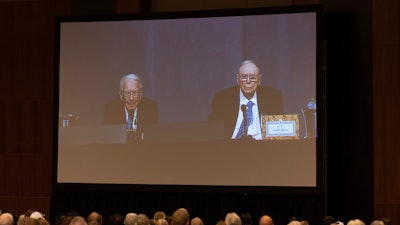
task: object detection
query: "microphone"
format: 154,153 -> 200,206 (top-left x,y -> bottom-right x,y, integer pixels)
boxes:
241,104 -> 248,136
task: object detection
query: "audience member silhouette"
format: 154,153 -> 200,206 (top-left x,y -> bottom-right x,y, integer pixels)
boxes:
136,214 -> 150,225
370,220 -> 384,225
225,213 -> 242,225
18,217 -> 39,225
123,213 -> 137,225
288,220 -> 301,225
107,214 -> 124,225
154,212 -> 166,222
157,219 -> 168,225
380,218 -> 391,225
240,213 -> 252,225
347,219 -> 365,225
87,212 -> 102,225
171,208 -> 190,225
323,216 -> 336,225
0,213 -> 14,225
259,215 -> 274,225
69,216 -> 88,225
190,217 -> 204,225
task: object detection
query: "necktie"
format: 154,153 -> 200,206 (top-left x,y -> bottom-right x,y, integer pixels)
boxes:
236,101 -> 254,139
127,109 -> 135,130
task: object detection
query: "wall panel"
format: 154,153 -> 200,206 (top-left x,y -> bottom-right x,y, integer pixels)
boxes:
373,0 -> 400,223
0,0 -> 64,217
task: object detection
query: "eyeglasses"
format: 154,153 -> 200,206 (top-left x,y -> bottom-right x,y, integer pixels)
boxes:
239,74 -> 259,82
123,91 -> 141,98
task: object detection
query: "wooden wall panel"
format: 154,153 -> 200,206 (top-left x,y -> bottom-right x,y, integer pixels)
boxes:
116,0 -> 140,13
373,0 -> 400,224
0,0 -> 68,217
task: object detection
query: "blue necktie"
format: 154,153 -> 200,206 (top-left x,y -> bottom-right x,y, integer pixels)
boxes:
236,101 -> 254,139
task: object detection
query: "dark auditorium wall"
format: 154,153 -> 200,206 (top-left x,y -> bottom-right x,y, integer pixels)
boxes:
370,0 -> 400,223
0,0 -> 398,224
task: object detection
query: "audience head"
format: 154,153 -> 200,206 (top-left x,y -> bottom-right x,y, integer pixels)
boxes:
380,218 -> 391,225
24,210 -> 36,218
323,216 -> 336,225
0,212 -> 14,225
171,208 -> 190,225
62,211 -> 80,225
37,218 -> 50,225
136,214 -> 149,225
87,212 -> 102,225
288,221 -> 301,225
17,214 -> 26,225
18,217 -> 39,225
123,213 -> 137,225
119,74 -> 143,110
153,212 -> 166,222
30,212 -> 44,220
61,216 -> 76,225
347,219 -> 365,225
108,213 -> 124,225
157,219 -> 168,225
236,60 -> 262,99
69,216 -> 88,225
259,215 -> 274,225
225,213 -> 241,225
370,221 -> 384,225
88,221 -> 101,225
190,217 -> 203,225
240,213 -> 252,225
216,220 -> 226,225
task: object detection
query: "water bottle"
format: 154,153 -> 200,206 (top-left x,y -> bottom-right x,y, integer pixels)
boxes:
302,98 -> 317,138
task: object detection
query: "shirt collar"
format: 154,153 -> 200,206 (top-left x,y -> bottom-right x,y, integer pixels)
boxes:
239,89 -> 257,105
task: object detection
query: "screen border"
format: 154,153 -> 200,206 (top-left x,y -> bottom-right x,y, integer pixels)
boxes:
52,4 -> 326,195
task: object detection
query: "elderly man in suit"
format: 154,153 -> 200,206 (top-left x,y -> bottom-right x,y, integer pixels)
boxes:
208,60 -> 283,140
103,74 -> 159,141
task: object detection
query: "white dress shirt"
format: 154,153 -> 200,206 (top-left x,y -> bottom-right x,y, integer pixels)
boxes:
231,90 -> 262,140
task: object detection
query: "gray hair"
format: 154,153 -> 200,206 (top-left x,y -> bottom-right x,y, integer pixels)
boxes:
135,214 -> 149,225
124,213 -> 137,225
69,216 -> 88,225
225,213 -> 241,225
119,74 -> 143,91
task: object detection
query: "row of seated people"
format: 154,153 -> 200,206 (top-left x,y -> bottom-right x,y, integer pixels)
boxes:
0,208 -> 391,225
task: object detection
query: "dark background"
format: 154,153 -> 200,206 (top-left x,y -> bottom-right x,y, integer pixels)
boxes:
0,0 -> 398,225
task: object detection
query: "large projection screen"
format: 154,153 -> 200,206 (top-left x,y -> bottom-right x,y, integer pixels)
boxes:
54,5 -> 325,192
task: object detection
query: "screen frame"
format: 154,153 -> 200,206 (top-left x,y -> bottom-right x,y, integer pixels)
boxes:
52,4 -> 326,195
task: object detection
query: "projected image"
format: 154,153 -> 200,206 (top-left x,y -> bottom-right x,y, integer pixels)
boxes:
59,13 -> 317,143
103,74 -> 160,142
56,9 -> 321,189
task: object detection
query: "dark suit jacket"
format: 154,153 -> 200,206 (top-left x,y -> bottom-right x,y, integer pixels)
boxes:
208,86 -> 283,139
103,96 -> 159,135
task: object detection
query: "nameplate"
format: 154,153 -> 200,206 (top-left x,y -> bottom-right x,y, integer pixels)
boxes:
261,114 -> 300,140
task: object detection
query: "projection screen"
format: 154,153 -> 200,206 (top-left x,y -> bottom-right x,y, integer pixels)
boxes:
54,5 -> 325,193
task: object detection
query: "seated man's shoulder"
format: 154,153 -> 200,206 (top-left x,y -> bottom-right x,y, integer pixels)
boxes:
258,85 -> 282,95
141,96 -> 158,107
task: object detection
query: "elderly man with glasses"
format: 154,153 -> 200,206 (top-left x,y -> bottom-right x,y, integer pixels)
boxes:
208,60 -> 283,140
103,74 -> 159,142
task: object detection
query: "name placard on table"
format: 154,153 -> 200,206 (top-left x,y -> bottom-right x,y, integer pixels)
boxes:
261,114 -> 300,140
